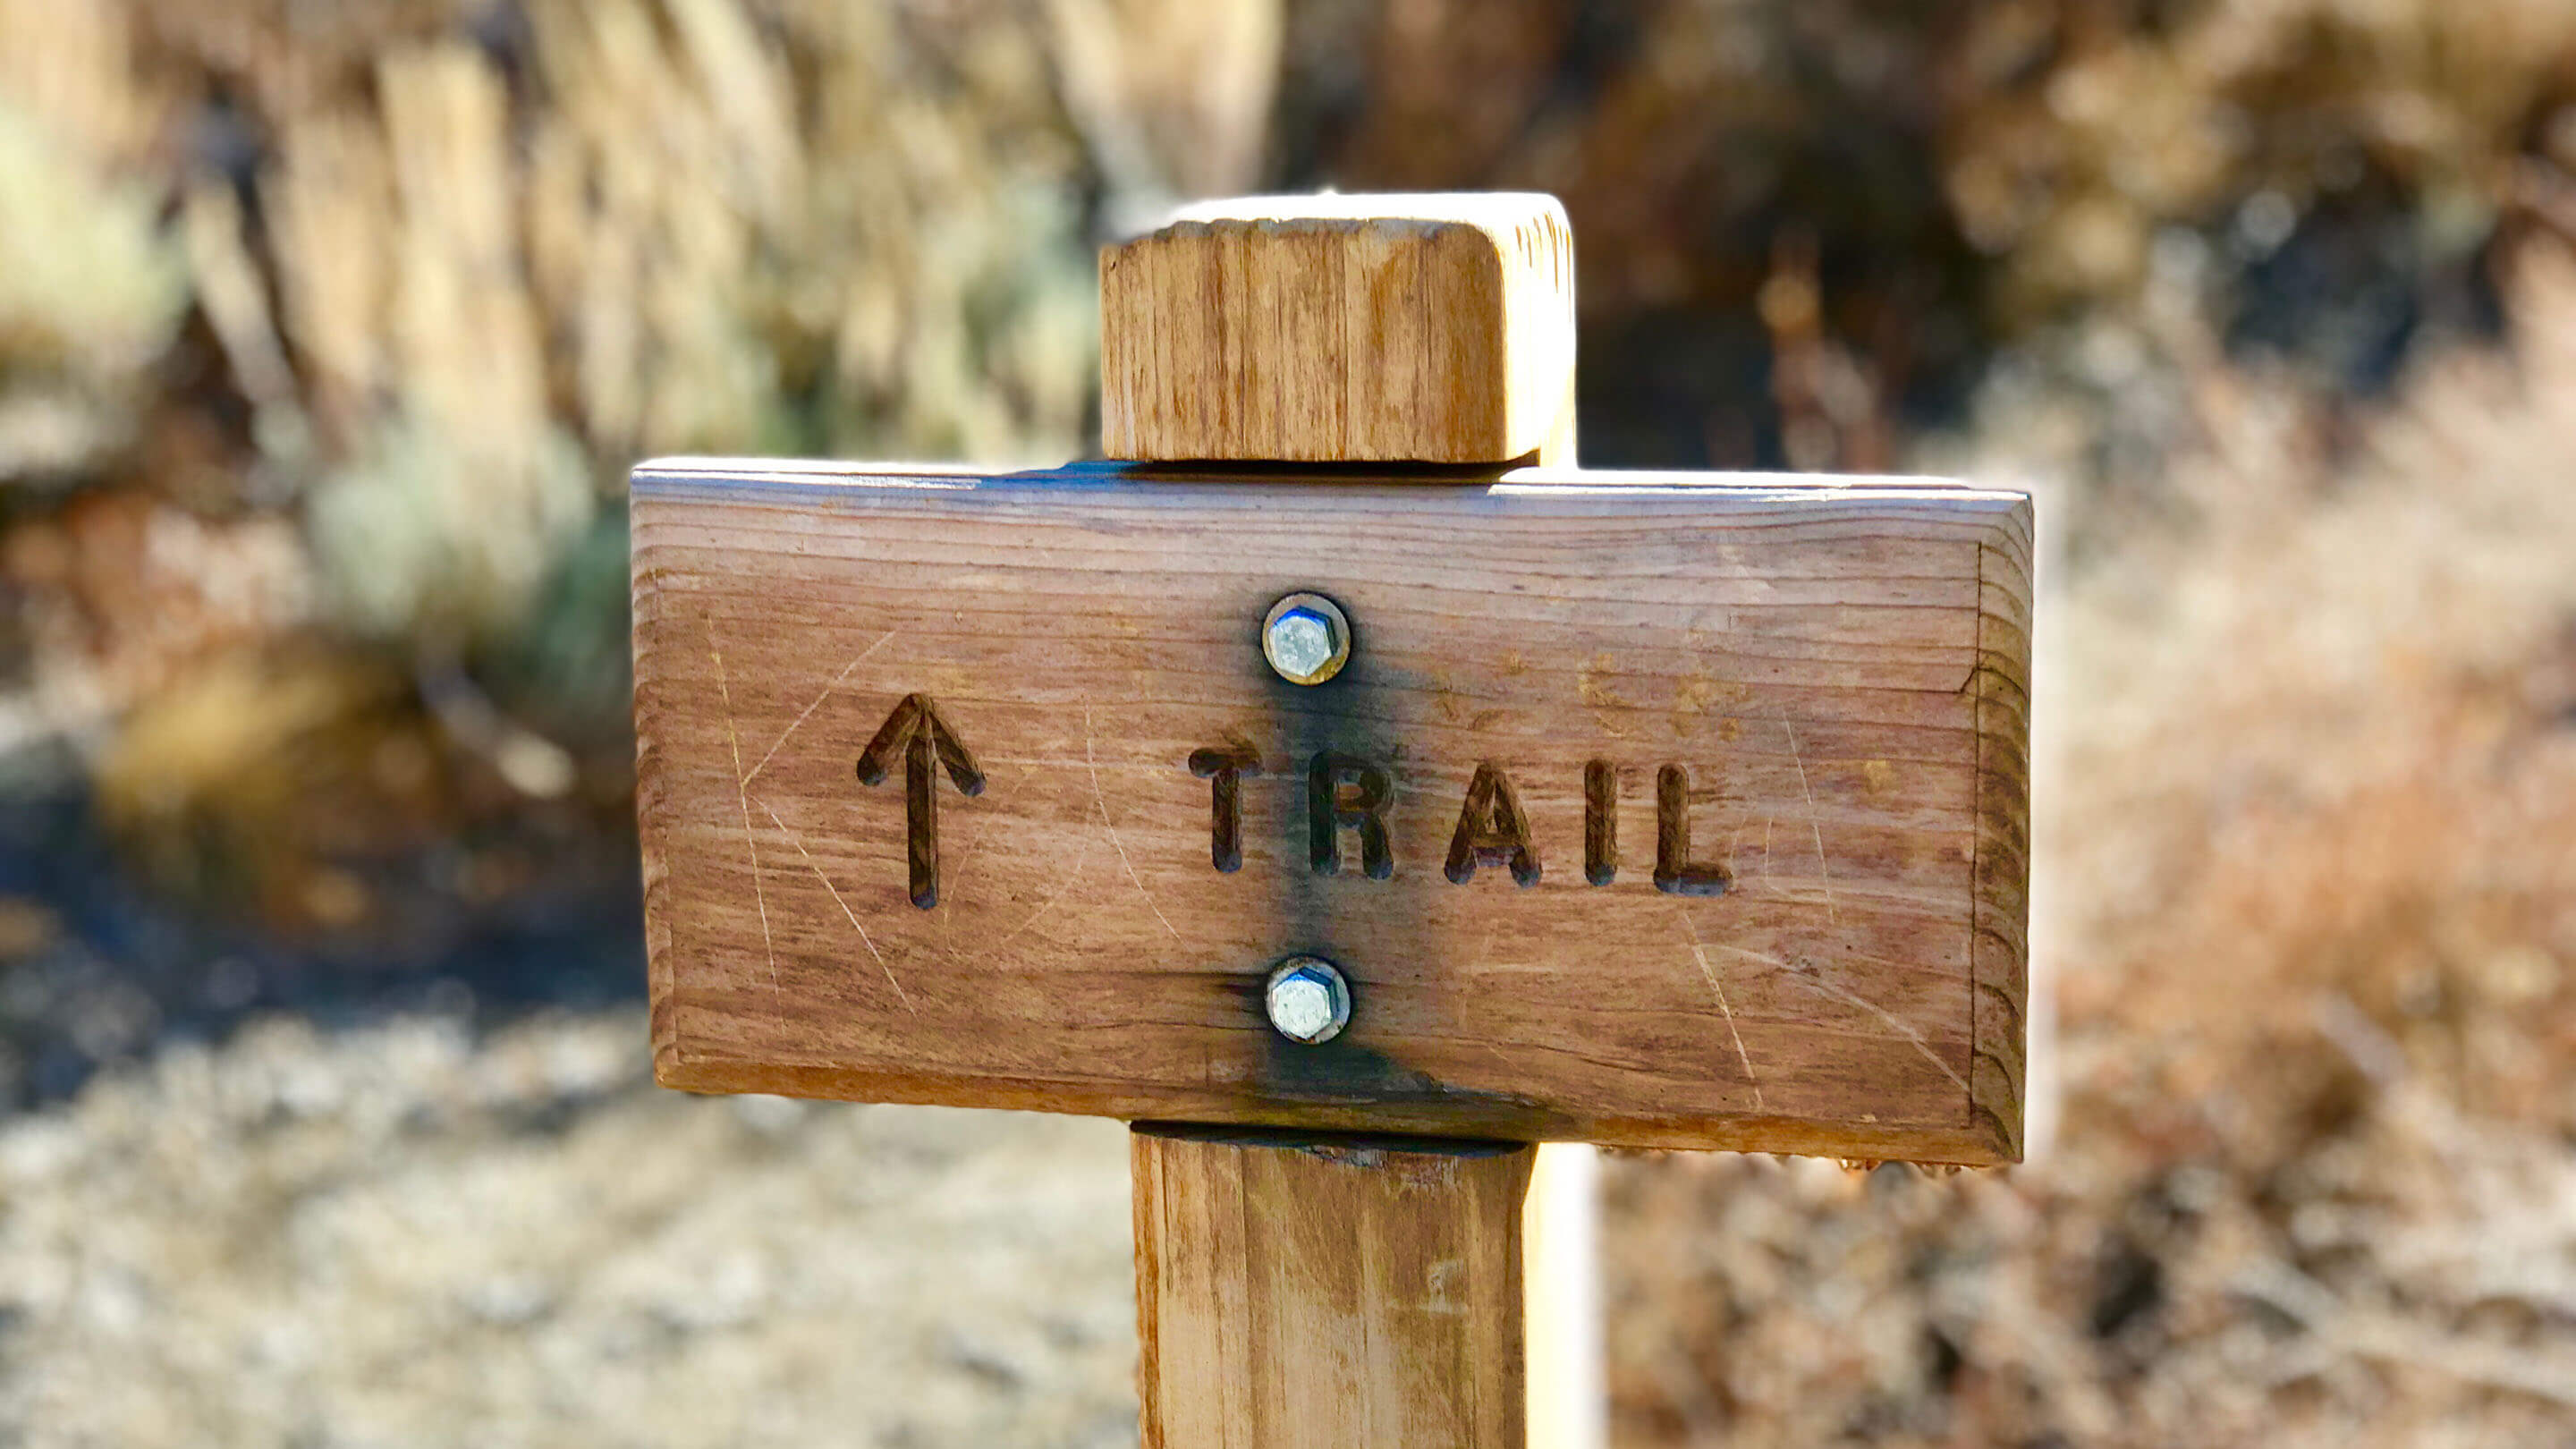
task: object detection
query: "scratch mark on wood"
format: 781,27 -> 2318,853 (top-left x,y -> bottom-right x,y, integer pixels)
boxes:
1085,705 -> 1181,941
1783,720 -> 1842,925
986,834 -> 1097,956
760,798 -> 911,1013
939,762 -> 1032,926
743,628 -> 897,786
1674,907 -> 1764,1109
708,614 -> 777,988
1707,940 -> 1969,1094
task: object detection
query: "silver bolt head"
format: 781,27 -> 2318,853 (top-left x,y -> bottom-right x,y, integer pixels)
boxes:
1264,956 -> 1352,1045
1261,593 -> 1351,685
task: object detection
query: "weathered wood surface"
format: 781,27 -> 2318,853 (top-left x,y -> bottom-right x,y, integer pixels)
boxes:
632,457 -> 2033,1164
1100,192 -> 1578,465
1132,1124 -> 1531,1449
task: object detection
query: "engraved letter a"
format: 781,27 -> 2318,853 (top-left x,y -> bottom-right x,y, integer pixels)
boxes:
1445,763 -> 1539,886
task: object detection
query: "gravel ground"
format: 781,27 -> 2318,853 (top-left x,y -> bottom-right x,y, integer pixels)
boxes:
0,1009 -> 1139,1448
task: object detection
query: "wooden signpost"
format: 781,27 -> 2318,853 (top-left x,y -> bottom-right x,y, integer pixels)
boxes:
632,193 -> 2031,1446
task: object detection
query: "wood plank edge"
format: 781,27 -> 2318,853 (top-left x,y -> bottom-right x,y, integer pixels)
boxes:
631,484 -> 684,1089
648,1055 -> 2017,1166
1131,1121 -> 1533,1157
629,455 -> 2034,508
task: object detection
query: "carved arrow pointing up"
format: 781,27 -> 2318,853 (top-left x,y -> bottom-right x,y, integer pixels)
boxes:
856,693 -> 985,909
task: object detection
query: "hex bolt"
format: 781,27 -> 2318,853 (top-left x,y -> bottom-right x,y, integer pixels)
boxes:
1264,956 -> 1352,1045
1261,592 -> 1352,686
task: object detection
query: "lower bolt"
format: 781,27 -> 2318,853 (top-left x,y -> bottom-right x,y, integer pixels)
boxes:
1264,956 -> 1352,1045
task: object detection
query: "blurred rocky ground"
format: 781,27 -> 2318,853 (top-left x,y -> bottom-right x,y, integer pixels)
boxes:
0,1 -> 2572,1445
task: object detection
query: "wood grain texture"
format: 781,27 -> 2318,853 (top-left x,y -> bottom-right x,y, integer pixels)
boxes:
1099,193 -> 1577,464
1132,1124 -> 1531,1449
631,457 -> 2034,1165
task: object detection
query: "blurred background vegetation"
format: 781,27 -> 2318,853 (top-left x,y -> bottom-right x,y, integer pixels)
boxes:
0,0 -> 2572,1444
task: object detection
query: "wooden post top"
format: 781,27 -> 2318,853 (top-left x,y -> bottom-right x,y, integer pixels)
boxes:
1099,192 -> 1578,466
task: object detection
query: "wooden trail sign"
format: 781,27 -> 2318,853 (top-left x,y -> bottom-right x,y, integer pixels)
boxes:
635,459 -> 2031,1162
632,192 -> 2033,1445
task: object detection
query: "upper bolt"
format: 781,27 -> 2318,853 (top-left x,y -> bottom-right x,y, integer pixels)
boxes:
1264,956 -> 1352,1045
1261,592 -> 1352,685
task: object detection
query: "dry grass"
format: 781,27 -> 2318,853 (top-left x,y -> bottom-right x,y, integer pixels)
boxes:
0,1012 -> 1139,1447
